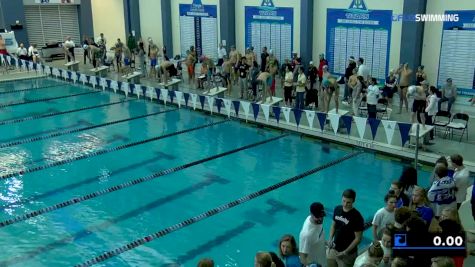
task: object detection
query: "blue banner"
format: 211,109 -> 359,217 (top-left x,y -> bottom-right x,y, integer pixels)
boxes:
273,106 -> 281,123
437,10 -> 475,94
179,1 -> 218,59
326,6 -> 392,82
245,4 -> 293,63
232,100 -> 241,117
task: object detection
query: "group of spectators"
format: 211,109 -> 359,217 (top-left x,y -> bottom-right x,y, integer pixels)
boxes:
195,154 -> 474,267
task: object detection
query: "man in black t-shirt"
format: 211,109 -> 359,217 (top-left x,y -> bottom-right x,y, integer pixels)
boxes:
238,57 -> 250,99
260,46 -> 268,72
328,189 -> 364,267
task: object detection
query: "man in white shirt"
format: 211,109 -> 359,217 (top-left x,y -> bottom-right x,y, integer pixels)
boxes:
450,154 -> 471,209
357,57 -> 370,82
300,202 -> 327,267
16,43 -> 28,60
217,43 -> 226,70
64,36 -> 76,62
366,78 -> 380,119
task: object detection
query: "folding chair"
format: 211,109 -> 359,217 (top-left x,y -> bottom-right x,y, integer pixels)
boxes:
446,113 -> 469,142
433,111 -> 451,137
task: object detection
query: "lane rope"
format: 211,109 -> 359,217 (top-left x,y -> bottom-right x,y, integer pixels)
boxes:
0,133 -> 286,228
0,120 -> 230,181
0,90 -> 100,109
75,151 -> 363,267
0,99 -> 133,126
0,84 -> 64,95
0,108 -> 178,149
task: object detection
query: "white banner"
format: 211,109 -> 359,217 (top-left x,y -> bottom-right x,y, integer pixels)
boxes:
305,110 -> 315,129
261,104 -> 270,122
62,70 -> 69,80
160,89 -> 169,105
121,82 -> 130,97
79,74 -> 87,85
146,86 -> 155,100
191,93 -> 197,110
71,72 -> 78,83
206,96 -> 215,114
223,99 -> 232,118
282,107 -> 291,124
354,116 -> 367,139
134,84 -> 142,98
110,80 -> 119,93
241,101 -> 251,122
89,76 -> 98,88
100,78 -> 107,90
52,68 -> 59,77
175,91 -> 183,108
381,120 -> 397,145
328,113 -> 341,135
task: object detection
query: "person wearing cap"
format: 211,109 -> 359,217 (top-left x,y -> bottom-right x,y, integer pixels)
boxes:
327,189 -> 364,267
318,54 -> 328,89
396,63 -> 412,114
299,202 -> 327,267
438,78 -> 457,112
416,65 -> 427,85
308,61 -> 318,90
267,50 -> 278,96
64,36 -> 76,62
343,57 -> 357,103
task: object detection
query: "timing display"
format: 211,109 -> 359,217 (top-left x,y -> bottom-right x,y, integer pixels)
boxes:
392,232 -> 466,256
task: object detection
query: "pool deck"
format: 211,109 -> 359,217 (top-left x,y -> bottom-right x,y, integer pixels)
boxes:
5,60 -> 475,170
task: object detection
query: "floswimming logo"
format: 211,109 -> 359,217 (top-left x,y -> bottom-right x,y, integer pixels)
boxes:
393,14 -> 460,22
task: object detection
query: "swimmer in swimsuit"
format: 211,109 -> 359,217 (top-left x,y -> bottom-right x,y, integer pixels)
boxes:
160,60 -> 174,84
257,71 -> 273,103
149,44 -> 158,79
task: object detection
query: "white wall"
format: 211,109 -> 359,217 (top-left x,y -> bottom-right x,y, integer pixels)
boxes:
171,0 -> 220,56
313,0 -> 403,67
422,0 -> 475,86
139,0 -> 163,46
235,0 -> 301,54
91,0 -> 125,44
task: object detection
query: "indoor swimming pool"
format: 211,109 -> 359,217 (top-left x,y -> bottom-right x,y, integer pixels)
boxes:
0,78 -> 431,266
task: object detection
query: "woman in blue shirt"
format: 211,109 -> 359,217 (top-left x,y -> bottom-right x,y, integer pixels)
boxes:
278,235 -> 302,267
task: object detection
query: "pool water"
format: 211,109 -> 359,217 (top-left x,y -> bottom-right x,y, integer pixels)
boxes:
0,78 -> 431,266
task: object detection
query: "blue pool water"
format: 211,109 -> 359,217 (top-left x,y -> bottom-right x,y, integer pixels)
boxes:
0,78 -> 431,266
